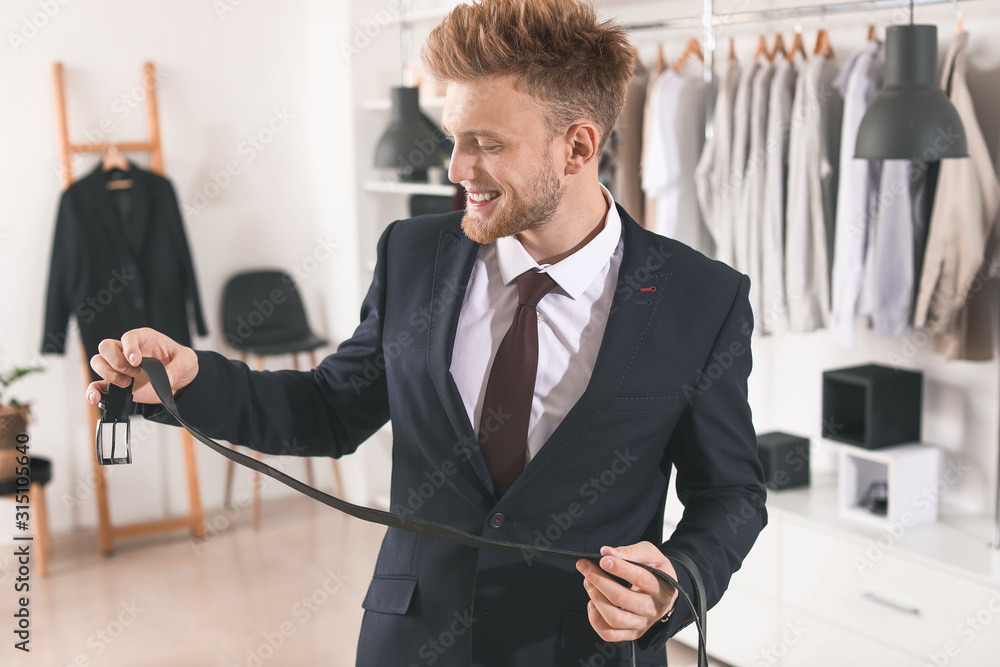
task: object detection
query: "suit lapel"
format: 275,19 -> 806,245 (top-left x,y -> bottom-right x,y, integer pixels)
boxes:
427,220 -> 495,492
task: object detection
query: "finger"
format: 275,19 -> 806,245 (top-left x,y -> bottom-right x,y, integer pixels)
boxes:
90,354 -> 135,388
584,578 -> 646,632
586,563 -> 657,619
586,599 -> 642,643
162,356 -> 188,388
97,339 -> 140,377
597,552 -> 667,597
121,328 -> 152,367
85,380 -> 109,405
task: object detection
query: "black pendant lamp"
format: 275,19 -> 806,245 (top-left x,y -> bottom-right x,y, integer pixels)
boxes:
854,1 -> 967,160
374,86 -> 440,182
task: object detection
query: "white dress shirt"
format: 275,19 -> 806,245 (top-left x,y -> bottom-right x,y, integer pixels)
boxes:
726,60 -> 761,272
785,57 -> 843,332
829,41 -> 882,348
740,61 -> 775,322
858,159 -> 928,336
641,69 -> 709,254
695,61 -> 741,265
450,184 -> 624,464
759,58 -> 798,335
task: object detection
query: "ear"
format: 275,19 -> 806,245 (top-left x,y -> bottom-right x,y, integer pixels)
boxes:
562,121 -> 601,175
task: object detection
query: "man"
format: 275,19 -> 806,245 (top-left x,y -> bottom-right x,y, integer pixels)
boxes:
87,1 -> 766,664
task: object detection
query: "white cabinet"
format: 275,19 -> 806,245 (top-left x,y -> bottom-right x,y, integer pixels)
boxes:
777,607 -> 924,667
668,477 -> 1000,667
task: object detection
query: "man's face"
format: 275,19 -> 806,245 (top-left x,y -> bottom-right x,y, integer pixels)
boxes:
442,76 -> 565,245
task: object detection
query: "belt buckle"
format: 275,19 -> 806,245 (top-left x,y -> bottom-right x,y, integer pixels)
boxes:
96,379 -> 134,465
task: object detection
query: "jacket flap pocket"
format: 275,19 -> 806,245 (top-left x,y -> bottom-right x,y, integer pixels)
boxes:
609,391 -> 683,411
362,575 -> 418,615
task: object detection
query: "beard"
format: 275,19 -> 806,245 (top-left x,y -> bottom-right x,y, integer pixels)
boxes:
460,158 -> 564,245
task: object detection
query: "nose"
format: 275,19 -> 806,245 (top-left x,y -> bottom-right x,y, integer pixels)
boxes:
448,143 -> 477,185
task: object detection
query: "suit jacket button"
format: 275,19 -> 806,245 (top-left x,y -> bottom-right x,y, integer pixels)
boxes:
134,297 -> 145,309
489,513 -> 505,529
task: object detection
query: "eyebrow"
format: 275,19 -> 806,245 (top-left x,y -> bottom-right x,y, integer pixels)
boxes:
441,124 -> 505,141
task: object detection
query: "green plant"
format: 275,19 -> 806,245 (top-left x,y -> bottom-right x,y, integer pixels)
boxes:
0,366 -> 45,406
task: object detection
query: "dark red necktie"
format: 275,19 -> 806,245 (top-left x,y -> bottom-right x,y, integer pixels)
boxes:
479,269 -> 557,497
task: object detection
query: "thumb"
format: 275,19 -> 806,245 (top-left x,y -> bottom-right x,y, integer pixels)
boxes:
163,358 -> 184,388
601,541 -> 657,563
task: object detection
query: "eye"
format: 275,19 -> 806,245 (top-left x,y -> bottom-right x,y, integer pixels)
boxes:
478,144 -> 499,153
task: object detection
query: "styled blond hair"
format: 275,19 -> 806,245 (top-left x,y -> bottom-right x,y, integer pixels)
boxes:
421,0 -> 635,153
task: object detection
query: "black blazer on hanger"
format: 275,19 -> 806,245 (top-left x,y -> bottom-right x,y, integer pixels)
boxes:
41,163 -> 207,375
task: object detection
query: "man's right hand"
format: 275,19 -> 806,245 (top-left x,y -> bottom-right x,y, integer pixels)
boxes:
86,327 -> 199,406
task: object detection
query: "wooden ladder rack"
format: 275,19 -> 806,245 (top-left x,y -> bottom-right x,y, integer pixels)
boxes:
52,61 -> 204,553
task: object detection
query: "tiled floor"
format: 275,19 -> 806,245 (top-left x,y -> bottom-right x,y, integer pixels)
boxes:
0,494 -> 721,666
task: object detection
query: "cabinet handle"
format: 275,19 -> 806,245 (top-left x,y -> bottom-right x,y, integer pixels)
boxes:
860,589 -> 921,615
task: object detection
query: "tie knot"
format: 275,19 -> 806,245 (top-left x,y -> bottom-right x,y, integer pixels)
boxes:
516,270 -> 556,307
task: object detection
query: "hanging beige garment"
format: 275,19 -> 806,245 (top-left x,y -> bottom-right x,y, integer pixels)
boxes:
913,31 -> 1000,360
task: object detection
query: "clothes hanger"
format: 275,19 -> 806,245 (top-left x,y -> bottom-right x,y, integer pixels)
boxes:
813,28 -> 833,58
867,24 -> 878,41
753,33 -> 769,61
769,33 -> 788,61
788,25 -> 808,60
728,37 -> 737,63
102,146 -> 133,190
813,8 -> 834,59
954,0 -> 964,32
655,43 -> 667,74
671,37 -> 703,74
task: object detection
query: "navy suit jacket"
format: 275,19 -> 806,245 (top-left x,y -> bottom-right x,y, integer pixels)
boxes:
154,205 -> 766,666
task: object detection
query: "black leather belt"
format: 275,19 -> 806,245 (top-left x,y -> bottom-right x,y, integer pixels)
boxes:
101,358 -> 708,667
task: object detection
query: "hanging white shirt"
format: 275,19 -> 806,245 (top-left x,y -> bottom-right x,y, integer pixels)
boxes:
759,58 -> 798,335
450,185 -> 624,464
695,61 -> 741,265
641,69 -> 709,254
858,159 -> 930,336
739,61 -> 775,322
785,57 -> 843,332
726,60 -> 761,272
829,40 -> 883,348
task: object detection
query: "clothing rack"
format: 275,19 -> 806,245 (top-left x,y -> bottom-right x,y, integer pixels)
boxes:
625,0 -> 1000,551
52,61 -> 205,554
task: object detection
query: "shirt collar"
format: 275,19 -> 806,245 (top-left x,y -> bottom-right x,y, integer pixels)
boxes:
495,183 -> 622,300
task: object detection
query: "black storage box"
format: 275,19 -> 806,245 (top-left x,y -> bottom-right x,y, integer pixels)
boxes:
756,431 -> 810,491
821,364 -> 922,449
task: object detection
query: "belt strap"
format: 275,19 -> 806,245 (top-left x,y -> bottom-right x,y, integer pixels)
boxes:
139,357 -> 707,666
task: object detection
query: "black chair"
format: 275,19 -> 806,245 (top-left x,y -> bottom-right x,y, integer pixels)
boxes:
0,457 -> 52,575
220,270 -> 342,528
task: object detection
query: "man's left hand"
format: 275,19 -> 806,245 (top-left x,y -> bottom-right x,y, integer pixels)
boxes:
575,541 -> 679,642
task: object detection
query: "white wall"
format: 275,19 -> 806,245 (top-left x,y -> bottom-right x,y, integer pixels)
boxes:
0,0 -> 363,539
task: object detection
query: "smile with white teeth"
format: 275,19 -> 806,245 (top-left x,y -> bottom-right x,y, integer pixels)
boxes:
469,191 -> 500,203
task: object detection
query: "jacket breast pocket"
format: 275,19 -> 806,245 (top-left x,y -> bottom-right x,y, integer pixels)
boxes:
609,390 -> 683,411
361,575 -> 418,615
